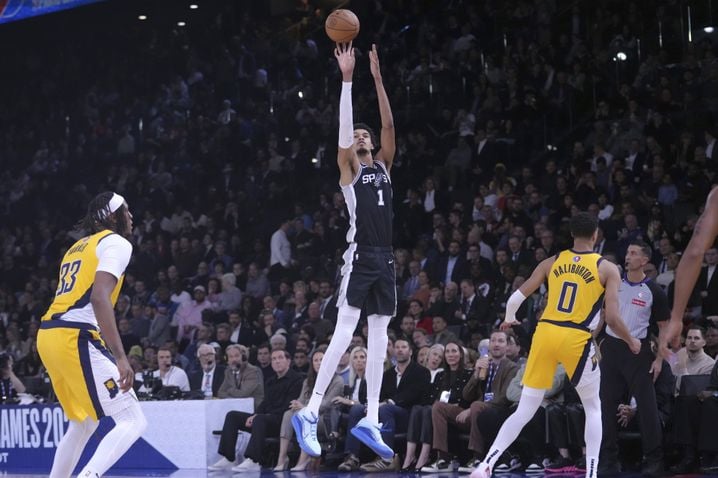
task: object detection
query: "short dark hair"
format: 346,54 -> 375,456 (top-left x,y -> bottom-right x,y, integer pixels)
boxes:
687,325 -> 706,339
569,212 -> 598,239
354,122 -> 377,148
629,240 -> 652,259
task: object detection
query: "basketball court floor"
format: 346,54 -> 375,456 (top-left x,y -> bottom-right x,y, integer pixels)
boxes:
0,471 -> 714,477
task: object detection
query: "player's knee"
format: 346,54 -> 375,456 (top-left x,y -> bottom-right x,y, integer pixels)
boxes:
339,305 -> 361,321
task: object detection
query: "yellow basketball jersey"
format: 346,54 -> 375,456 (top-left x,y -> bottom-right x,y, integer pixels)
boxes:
543,249 -> 605,328
42,230 -> 125,324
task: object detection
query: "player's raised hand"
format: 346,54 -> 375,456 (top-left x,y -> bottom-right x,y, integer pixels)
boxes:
369,43 -> 382,80
334,41 -> 355,80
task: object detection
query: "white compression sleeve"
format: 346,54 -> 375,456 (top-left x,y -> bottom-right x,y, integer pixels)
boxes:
483,386 -> 545,470
366,314 -> 391,424
78,401 -> 147,477
306,305 -> 361,415
338,82 -> 354,148
504,289 -> 527,322
49,418 -> 99,478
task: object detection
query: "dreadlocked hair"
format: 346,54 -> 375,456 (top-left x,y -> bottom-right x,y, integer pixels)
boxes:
76,191 -> 129,235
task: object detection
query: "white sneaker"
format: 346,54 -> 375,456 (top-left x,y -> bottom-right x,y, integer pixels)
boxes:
208,456 -> 235,470
232,458 -> 261,472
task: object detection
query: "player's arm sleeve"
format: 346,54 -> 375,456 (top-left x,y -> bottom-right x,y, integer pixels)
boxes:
648,281 -> 670,322
96,235 -> 132,278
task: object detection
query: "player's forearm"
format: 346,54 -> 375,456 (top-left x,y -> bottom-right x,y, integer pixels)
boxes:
670,245 -> 704,322
338,82 -> 354,148
93,297 -> 128,360
374,78 -> 394,129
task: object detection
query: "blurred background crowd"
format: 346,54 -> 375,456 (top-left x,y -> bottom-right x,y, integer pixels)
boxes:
0,0 -> 717,474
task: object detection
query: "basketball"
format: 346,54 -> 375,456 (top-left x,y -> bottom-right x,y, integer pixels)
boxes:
325,9 -> 360,43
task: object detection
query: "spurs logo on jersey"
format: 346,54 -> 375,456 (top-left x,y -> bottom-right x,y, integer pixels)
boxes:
342,161 -> 393,247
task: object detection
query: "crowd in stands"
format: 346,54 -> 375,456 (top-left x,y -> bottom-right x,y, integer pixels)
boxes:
0,0 -> 718,474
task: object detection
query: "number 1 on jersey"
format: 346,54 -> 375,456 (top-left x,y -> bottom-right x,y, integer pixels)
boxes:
377,190 -> 385,206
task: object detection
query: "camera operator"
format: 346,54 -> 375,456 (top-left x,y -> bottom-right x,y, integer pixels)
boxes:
0,352 -> 25,403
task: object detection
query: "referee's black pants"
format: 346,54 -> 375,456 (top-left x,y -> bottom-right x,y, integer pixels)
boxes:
599,336 -> 662,464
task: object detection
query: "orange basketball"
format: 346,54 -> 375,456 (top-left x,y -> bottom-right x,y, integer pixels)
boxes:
325,9 -> 360,43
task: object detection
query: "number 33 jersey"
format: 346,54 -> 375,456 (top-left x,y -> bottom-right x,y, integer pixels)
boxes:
543,249 -> 605,330
42,230 -> 131,326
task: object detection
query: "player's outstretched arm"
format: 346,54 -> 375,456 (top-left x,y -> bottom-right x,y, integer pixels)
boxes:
501,257 -> 552,329
665,186 -> 718,349
369,44 -> 395,171
335,42 -> 359,186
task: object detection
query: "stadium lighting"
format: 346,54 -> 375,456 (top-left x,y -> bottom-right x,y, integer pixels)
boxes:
616,52 -> 627,61
177,21 -> 186,26
138,14 -> 147,20
311,158 -> 319,164
190,4 -> 199,9
705,26 -> 715,33
298,91 -> 304,99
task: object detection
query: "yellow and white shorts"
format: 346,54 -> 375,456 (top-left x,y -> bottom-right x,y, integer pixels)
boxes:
37,320 -> 137,422
523,320 -> 600,390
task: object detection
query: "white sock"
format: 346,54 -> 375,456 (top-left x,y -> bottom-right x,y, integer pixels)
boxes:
366,314 -> 390,424
78,401 -> 147,477
49,418 -> 99,478
306,305 -> 361,415
576,377 -> 601,478
484,386 -> 545,470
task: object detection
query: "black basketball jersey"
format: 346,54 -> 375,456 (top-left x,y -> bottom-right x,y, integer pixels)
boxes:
341,161 -> 393,247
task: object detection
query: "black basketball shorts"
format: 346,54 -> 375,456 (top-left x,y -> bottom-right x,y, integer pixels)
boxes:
336,244 -> 397,317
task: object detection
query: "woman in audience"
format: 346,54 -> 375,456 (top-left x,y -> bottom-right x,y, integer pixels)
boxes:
274,349 -> 343,471
403,342 -> 471,471
326,347 -> 367,457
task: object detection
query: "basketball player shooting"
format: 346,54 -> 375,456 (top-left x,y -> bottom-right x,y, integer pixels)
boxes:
292,42 -> 397,460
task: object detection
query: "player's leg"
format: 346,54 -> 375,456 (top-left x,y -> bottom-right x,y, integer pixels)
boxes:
49,418 -> 99,478
350,250 -> 395,459
76,333 -> 148,477
294,247 -> 366,456
471,324 -> 555,478
570,340 -> 602,478
77,400 -> 147,477
38,325 -> 102,478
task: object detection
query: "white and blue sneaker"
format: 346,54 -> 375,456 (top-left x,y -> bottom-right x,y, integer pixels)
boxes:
291,408 -> 321,457
350,417 -> 394,460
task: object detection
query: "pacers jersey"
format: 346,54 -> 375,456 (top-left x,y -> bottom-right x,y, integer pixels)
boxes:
42,230 -> 130,326
543,249 -> 605,330
341,161 -> 393,247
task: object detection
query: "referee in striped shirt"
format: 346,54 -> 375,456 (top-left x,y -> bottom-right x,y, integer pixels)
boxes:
599,240 -> 670,475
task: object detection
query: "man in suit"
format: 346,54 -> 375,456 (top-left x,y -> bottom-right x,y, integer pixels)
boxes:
699,248 -> 718,317
217,344 -> 264,409
507,236 -> 534,271
435,240 -> 471,286
456,279 -> 492,337
210,349 -> 302,472
339,338 -> 431,472
425,330 -> 519,472
189,343 -> 226,398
